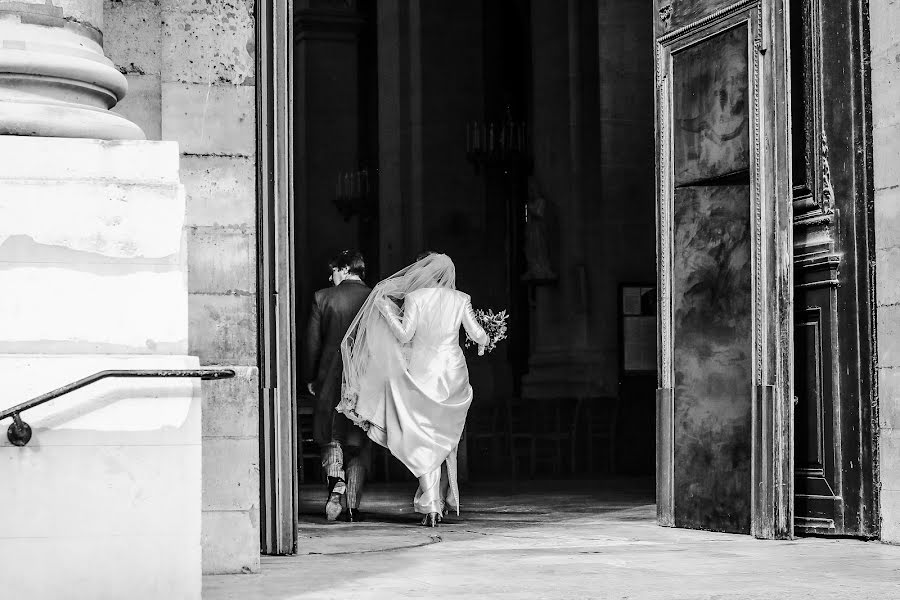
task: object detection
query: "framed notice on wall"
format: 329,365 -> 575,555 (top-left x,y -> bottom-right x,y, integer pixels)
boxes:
620,284 -> 657,374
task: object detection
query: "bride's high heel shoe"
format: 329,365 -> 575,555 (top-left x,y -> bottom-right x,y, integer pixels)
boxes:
420,512 -> 441,527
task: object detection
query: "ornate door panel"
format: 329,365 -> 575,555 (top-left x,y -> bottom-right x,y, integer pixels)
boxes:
790,0 -> 877,537
655,0 -> 794,538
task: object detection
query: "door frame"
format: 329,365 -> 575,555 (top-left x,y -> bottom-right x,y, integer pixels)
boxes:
257,0 -> 298,555
654,0 -> 795,539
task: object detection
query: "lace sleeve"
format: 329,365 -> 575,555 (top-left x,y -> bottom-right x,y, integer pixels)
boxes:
461,298 -> 489,346
379,297 -> 418,343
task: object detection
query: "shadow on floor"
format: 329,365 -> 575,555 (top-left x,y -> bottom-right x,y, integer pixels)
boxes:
205,475 -> 900,600
298,477 -> 656,528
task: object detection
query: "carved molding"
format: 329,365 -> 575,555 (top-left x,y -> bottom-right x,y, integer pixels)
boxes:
654,28 -> 675,524
658,0 -> 757,44
820,131 -> 835,212
792,0 -> 835,224
795,253 -> 841,289
655,42 -> 672,390
752,5 -> 764,385
659,5 -> 673,29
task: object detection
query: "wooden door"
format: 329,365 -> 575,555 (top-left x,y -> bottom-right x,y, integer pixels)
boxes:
789,0 -> 878,538
654,0 -> 794,539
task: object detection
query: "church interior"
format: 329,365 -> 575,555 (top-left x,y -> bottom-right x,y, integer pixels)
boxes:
292,0 -> 658,498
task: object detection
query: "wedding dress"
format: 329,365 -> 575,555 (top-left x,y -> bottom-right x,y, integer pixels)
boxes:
337,254 -> 488,516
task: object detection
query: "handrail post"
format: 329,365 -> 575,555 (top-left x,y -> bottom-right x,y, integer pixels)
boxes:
8,413 -> 32,447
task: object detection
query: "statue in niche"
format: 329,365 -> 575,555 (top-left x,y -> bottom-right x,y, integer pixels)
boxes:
522,176 -> 557,283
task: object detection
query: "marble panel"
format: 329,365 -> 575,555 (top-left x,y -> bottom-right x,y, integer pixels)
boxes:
672,184 -> 752,534
673,25 -> 750,186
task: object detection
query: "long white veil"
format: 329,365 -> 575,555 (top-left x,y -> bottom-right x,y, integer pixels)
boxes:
338,253 -> 457,430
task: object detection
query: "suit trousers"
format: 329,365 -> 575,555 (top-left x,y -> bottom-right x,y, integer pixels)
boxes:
320,413 -> 370,509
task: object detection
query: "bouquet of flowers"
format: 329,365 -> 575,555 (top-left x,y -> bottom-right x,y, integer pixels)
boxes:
464,308 -> 509,355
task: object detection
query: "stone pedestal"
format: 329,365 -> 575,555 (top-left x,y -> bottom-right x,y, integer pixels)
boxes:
521,349 -> 610,400
0,137 -> 198,599
0,0 -> 143,139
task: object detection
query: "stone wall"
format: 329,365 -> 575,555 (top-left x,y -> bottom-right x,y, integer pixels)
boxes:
105,0 -> 260,573
871,0 -> 900,544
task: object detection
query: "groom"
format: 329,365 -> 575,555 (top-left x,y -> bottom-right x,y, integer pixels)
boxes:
303,250 -> 372,522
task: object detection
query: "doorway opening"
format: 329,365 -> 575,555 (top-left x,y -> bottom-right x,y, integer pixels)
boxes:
260,0 -> 879,549
290,0 -> 658,523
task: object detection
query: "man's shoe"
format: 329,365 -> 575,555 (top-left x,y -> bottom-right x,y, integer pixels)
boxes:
339,507 -> 365,523
325,477 -> 346,521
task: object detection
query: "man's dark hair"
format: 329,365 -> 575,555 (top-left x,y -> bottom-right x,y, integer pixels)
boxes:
329,250 -> 366,279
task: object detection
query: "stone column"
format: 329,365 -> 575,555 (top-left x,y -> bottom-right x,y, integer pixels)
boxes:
0,0 -> 143,139
294,0 -> 363,315
376,0 -> 424,274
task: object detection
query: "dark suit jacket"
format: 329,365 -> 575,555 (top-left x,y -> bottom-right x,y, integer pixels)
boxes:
303,279 -> 371,443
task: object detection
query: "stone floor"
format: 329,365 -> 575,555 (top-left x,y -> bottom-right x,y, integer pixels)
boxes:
204,479 -> 900,599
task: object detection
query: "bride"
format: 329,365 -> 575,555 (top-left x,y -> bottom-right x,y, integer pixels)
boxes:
336,252 -> 489,527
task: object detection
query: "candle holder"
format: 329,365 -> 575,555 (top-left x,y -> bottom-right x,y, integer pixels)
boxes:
334,168 -> 377,222
465,107 -> 530,172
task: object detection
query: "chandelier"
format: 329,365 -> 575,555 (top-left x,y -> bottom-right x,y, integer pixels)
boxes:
466,106 -> 529,167
333,168 -> 376,222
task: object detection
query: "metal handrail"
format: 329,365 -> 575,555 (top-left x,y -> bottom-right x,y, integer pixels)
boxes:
0,369 -> 236,446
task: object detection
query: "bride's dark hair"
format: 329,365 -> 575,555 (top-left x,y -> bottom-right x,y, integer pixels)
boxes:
416,250 -> 437,261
